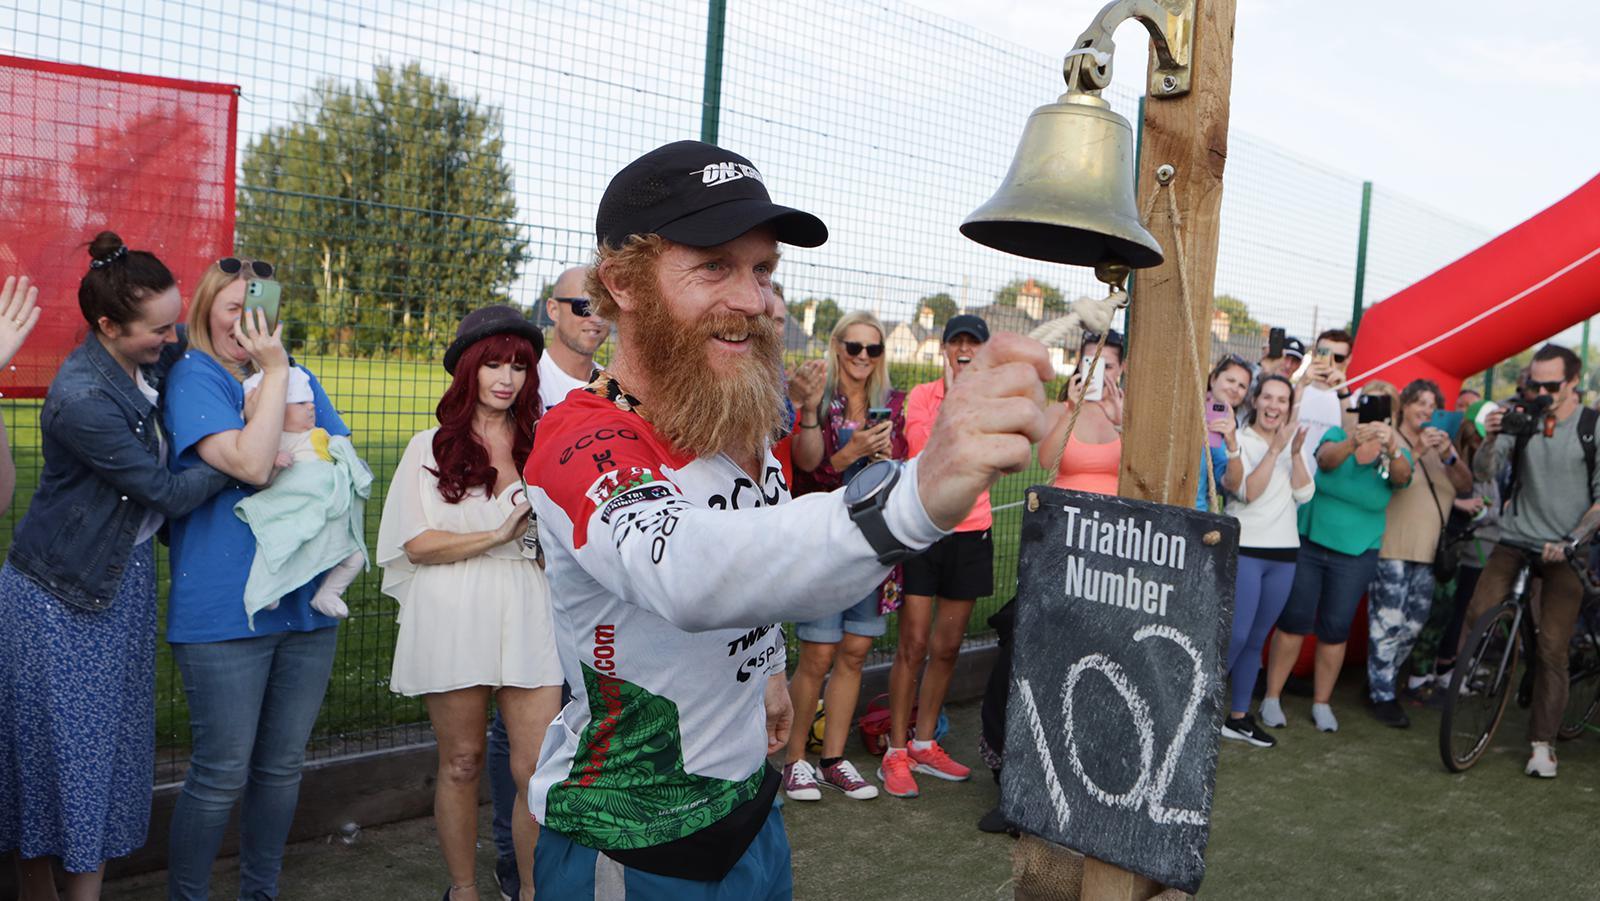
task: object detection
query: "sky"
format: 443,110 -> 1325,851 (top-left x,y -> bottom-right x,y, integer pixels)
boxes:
2,0 -> 1593,350
915,0 -> 1600,236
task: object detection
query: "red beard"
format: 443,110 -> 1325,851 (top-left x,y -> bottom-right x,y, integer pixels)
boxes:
626,277 -> 784,462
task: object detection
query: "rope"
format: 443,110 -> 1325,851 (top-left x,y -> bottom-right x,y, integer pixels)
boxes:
1046,335 -> 1112,473
1163,186 -> 1224,515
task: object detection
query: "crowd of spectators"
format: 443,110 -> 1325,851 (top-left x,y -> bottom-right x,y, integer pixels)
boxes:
2,145 -> 1595,899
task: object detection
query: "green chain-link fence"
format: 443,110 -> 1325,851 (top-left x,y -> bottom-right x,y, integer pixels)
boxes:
0,0 -> 1534,776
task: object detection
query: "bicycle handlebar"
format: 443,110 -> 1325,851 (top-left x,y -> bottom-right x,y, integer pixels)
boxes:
1496,535 -> 1600,596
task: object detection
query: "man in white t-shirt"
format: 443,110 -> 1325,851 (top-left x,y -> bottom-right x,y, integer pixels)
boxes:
1295,328 -> 1355,467
538,265 -> 611,411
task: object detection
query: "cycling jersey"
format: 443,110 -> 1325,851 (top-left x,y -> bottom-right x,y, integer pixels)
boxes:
524,374 -> 944,853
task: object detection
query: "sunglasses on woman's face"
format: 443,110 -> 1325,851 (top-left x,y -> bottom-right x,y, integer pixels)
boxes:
554,296 -> 592,317
217,257 -> 275,279
841,341 -> 884,359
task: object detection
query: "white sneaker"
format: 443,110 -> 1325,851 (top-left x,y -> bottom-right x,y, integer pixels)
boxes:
1259,697 -> 1287,728
1525,742 -> 1558,779
1406,673 -> 1433,692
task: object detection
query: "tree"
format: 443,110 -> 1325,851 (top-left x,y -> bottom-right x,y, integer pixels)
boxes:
993,278 -> 1065,314
1214,294 -> 1261,337
785,297 -> 842,338
917,292 -> 958,329
238,61 -> 526,356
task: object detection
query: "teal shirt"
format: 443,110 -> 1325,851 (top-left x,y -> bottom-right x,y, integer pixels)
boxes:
1300,426 -> 1412,555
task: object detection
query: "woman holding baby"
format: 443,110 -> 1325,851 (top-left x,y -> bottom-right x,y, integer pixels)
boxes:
377,306 -> 562,901
0,234 -> 233,900
161,256 -> 356,900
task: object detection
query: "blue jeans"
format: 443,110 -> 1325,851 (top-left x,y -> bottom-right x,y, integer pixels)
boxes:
534,805 -> 792,900
1227,555 -> 1296,715
167,627 -> 339,900
489,682 -> 573,869
1277,541 -> 1379,645
794,590 -> 887,643
488,710 -> 517,864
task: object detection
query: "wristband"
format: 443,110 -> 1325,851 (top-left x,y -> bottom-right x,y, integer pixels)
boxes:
799,420 -> 820,430
1225,445 -> 1241,460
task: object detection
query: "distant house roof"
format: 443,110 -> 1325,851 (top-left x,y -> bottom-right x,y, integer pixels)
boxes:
784,316 -> 821,354
966,303 -> 1042,337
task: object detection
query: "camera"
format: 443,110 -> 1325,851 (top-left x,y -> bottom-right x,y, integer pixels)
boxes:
1500,394 -> 1553,437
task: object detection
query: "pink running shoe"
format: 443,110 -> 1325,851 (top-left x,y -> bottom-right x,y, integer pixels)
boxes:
876,749 -> 919,799
819,759 -> 879,800
908,740 -> 970,781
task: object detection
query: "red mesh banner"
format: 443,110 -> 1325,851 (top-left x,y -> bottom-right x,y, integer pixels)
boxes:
0,55 -> 237,398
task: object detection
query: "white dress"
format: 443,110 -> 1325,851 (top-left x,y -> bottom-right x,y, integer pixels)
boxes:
378,428 -> 561,696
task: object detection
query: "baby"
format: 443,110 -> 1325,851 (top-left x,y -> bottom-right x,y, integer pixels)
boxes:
236,366 -> 371,626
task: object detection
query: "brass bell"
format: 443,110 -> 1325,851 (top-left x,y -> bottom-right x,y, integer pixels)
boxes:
961,91 -> 1162,269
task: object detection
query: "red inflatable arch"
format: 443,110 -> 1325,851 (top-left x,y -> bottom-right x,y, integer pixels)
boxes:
1346,173 -> 1600,400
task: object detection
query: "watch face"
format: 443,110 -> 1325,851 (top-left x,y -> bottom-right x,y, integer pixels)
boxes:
846,459 -> 895,504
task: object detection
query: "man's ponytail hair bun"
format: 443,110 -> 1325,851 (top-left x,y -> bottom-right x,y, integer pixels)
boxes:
78,230 -> 176,332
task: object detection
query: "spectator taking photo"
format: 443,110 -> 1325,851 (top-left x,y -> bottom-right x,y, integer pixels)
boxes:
1461,342 -> 1600,779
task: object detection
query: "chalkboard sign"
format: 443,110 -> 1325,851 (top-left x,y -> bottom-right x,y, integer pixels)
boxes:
1001,486 -> 1238,894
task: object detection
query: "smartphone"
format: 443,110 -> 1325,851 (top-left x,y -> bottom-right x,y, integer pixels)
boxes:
866,407 -> 892,426
1082,356 -> 1106,403
1205,395 -> 1230,449
244,279 -> 281,332
1314,346 -> 1334,364
1428,410 -> 1463,439
1268,327 -> 1286,359
1357,393 -> 1392,424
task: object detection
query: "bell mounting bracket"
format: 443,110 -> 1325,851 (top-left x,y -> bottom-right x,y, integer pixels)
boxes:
1064,0 -> 1195,99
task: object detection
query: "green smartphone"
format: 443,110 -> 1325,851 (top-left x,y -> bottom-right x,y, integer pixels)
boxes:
244,279 -> 281,332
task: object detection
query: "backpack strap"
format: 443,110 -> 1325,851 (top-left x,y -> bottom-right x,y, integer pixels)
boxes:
1580,406 -> 1598,503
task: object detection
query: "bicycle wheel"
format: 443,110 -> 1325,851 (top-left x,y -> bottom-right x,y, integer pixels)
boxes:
1440,602 -> 1521,772
1559,639 -> 1600,740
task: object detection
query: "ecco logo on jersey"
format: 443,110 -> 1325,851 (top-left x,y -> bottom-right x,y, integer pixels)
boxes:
693,162 -> 764,187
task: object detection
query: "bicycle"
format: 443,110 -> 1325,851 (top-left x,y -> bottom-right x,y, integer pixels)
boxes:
1438,534 -> 1600,773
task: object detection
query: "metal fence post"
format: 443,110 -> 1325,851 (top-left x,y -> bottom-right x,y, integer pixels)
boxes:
701,0 -> 728,144
1351,180 -> 1372,335
1584,317 -> 1592,371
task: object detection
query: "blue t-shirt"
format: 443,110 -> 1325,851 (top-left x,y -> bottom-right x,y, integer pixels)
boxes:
163,352 -> 350,643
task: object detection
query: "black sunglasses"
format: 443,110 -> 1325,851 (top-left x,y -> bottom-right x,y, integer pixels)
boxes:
841,341 -> 884,359
1315,346 -> 1349,363
217,257 -> 275,279
554,296 -> 592,317
1529,379 -> 1565,395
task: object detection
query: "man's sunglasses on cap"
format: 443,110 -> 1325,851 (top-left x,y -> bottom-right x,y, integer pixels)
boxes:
1315,345 -> 1349,363
555,296 -> 592,318
842,341 -> 884,359
217,258 -> 275,279
1083,330 -> 1125,348
1529,379 -> 1565,395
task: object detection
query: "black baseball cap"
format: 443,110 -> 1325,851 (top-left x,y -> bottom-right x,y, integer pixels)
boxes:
943,314 -> 989,343
595,141 -> 828,250
1282,337 -> 1306,359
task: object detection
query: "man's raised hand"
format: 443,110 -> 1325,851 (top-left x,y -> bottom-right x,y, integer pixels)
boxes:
916,333 -> 1057,530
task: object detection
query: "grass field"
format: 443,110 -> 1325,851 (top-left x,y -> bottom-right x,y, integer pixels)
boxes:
0,353 -> 1036,762
107,688 -> 1600,899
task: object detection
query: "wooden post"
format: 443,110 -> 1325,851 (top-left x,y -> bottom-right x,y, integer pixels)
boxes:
1119,0 -> 1237,510
1091,0 -> 1237,898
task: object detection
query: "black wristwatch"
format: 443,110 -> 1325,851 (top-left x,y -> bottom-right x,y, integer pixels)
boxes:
844,459 -> 917,565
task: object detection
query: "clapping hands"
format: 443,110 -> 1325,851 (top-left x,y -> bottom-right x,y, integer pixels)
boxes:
0,276 -> 43,372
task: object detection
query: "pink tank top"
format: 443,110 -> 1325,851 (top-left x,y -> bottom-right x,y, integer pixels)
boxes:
1052,432 -> 1122,495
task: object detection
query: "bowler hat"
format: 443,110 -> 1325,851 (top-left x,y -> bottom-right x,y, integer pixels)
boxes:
443,305 -> 544,374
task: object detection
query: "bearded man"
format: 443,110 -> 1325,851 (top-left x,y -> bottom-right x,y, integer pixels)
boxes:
523,141 -> 1056,899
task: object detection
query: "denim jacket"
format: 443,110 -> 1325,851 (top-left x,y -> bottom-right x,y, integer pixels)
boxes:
8,330 -> 231,611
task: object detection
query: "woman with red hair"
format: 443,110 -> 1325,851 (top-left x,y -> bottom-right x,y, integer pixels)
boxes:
378,306 -> 561,901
